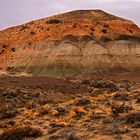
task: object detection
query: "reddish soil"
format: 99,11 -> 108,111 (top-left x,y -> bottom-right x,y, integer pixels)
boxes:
0,76 -> 87,94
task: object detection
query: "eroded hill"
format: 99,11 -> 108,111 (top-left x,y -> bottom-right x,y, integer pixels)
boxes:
0,10 -> 140,76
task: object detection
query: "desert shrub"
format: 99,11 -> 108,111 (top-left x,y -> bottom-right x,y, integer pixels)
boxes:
54,40 -> 60,46
30,31 -> 36,35
66,133 -> 80,140
29,21 -> 34,25
28,41 -> 32,45
75,98 -> 90,106
2,44 -> 7,48
103,24 -> 109,28
101,28 -> 107,33
90,32 -> 93,36
37,26 -> 44,30
0,107 -> 17,120
46,19 -> 61,24
0,126 -> 42,140
128,29 -> 133,34
110,102 -> 132,118
94,81 -> 116,89
113,93 -> 129,101
124,112 -> 140,124
90,28 -> 95,32
50,106 -> 66,116
72,106 -> 86,118
0,50 -> 4,54
73,23 -> 77,28
11,48 -> 16,52
20,25 -> 28,31
6,66 -> 15,71
90,112 -> 104,120
95,21 -> 99,26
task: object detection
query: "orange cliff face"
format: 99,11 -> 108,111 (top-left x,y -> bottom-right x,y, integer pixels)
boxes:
0,10 -> 140,75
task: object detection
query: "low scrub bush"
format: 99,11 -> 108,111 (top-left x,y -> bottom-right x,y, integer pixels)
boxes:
46,19 -> 61,24
103,24 -> 109,28
2,44 -> 7,48
11,48 -> 16,52
30,31 -> 36,35
101,28 -> 107,33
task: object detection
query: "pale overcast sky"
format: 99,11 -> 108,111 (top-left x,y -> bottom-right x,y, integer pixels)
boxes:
0,0 -> 140,30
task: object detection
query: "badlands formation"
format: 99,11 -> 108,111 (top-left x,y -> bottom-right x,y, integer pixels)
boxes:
0,10 -> 140,140
0,10 -> 140,76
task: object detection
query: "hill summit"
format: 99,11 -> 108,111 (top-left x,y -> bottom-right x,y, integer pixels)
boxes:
0,10 -> 140,76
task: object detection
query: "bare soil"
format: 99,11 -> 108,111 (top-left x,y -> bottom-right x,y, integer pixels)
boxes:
0,70 -> 140,140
